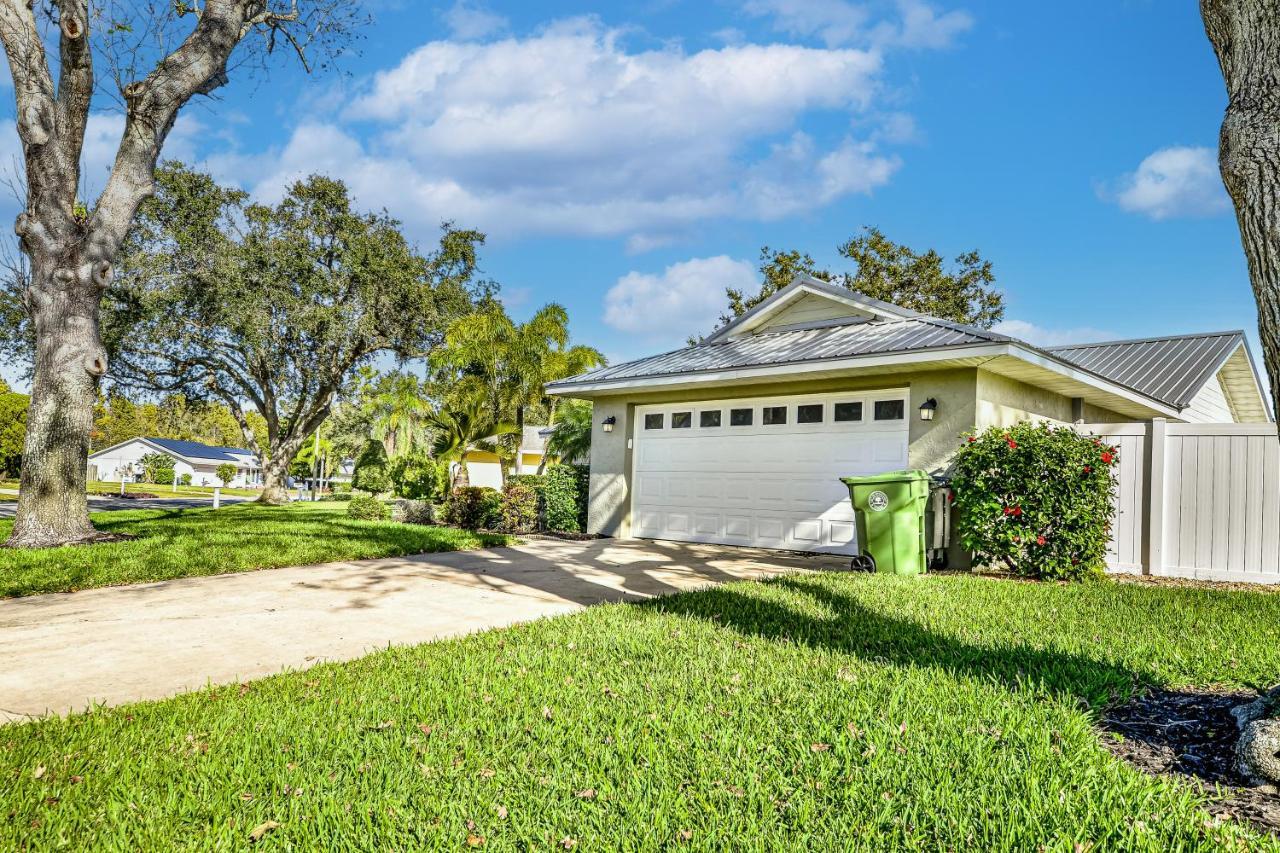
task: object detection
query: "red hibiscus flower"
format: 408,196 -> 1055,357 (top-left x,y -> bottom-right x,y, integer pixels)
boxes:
1036,535 -> 1046,546
1101,452 -> 1114,465
1083,465 -> 1092,474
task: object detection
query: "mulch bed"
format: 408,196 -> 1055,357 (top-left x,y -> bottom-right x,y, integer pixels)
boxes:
1100,688 -> 1280,834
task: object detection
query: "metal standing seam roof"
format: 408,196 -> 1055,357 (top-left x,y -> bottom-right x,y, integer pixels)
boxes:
1046,332 -> 1243,408
147,438 -> 256,463
559,318 -> 997,385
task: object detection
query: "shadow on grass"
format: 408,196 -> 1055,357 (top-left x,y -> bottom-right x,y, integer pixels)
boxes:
646,574 -> 1142,709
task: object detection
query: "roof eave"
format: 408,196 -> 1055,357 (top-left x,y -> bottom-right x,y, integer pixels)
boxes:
546,341 -> 1181,419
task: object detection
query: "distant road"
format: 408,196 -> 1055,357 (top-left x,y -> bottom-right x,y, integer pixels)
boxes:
0,493 -> 251,518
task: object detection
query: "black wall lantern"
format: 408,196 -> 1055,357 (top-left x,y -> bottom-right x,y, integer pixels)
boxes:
919,398 -> 938,421
601,416 -> 617,433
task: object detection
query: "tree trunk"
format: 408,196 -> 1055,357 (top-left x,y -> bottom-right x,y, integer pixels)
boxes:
5,251 -> 111,547
1203,0 -> 1280,424
257,451 -> 293,505
453,452 -> 471,490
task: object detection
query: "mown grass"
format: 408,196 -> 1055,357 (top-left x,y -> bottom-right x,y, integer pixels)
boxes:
0,502 -> 508,598
3,571 -> 1278,849
85,480 -> 266,499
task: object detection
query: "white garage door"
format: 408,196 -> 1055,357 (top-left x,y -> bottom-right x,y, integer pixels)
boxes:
631,389 -> 911,555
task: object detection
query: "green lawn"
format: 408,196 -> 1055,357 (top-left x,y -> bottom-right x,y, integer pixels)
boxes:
3,572 -> 1278,849
86,480 -> 266,499
0,502 -> 508,598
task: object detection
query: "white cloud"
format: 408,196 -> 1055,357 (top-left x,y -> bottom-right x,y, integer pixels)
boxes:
604,256 -> 757,341
442,1 -> 509,41
1106,146 -> 1230,220
889,0 -> 974,48
743,0 -> 972,49
279,19 -> 898,245
744,0 -> 869,47
994,319 -> 1116,348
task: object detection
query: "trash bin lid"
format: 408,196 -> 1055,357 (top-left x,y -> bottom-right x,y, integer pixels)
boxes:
839,469 -> 930,486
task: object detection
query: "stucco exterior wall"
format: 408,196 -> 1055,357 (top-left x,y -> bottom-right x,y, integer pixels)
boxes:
586,399 -> 634,536
975,370 -> 1074,427
582,368 -> 979,537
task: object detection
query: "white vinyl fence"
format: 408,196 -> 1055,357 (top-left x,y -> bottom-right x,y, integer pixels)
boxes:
1079,420 -> 1280,584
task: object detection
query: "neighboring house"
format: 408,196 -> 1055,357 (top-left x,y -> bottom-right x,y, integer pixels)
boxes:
458,426 -> 552,489
546,276 -> 1270,559
88,437 -> 263,488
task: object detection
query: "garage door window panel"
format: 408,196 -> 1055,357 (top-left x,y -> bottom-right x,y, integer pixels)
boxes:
797,404 -> 824,424
763,406 -> 788,425
700,410 -> 722,428
874,400 -> 905,421
730,408 -> 753,426
645,413 -> 665,430
672,412 -> 693,429
835,402 -> 863,422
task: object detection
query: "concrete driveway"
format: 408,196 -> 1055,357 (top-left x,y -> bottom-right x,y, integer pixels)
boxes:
0,537 -> 846,723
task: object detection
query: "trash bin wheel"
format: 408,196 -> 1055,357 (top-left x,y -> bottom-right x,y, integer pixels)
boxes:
850,555 -> 876,572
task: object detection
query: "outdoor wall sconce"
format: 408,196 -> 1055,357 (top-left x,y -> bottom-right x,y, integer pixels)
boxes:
601,416 -> 617,433
919,398 -> 938,421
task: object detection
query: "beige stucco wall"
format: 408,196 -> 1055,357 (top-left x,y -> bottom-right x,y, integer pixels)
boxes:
975,370 -> 1128,428
583,367 -> 979,537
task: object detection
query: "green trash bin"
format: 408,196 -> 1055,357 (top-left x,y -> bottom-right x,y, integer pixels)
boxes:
840,470 -> 930,575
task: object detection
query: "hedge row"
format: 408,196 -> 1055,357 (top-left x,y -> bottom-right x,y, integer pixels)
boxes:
445,464 -> 589,534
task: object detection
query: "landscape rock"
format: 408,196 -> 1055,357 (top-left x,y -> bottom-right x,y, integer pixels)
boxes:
1236,718 -> 1280,789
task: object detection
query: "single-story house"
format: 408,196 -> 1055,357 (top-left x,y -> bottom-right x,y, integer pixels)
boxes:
546,276 -> 1270,560
457,425 -> 552,489
88,437 -> 263,488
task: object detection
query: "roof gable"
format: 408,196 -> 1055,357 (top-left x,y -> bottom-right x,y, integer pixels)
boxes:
705,276 -> 918,343
1045,332 -> 1252,410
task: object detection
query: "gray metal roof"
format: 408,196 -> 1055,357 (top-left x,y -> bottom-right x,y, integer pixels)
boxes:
1046,331 -> 1243,408
558,318 -> 996,385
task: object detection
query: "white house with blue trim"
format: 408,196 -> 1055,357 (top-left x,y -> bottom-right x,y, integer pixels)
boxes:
87,437 -> 262,488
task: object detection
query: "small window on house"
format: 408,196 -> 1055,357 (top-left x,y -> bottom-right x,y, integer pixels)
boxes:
796,404 -> 823,424
700,410 -> 722,428
762,406 -> 788,425
834,402 -> 863,422
672,411 -> 692,429
644,413 -> 664,430
730,408 -> 754,426
874,400 -> 905,421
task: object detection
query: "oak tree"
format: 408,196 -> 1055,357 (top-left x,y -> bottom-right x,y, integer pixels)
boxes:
721,228 -> 1003,331
109,165 -> 483,503
0,0 -> 363,545
1202,1 -> 1280,423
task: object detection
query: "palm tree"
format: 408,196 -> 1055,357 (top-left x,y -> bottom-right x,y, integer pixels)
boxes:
370,372 -> 430,458
541,399 -> 592,473
427,403 -> 517,490
433,301 -> 604,474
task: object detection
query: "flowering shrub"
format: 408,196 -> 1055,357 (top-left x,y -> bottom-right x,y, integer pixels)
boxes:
950,421 -> 1118,581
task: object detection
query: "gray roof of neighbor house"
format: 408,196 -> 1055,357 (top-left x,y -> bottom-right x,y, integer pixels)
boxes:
1047,332 -> 1245,408
562,317 -> 1000,385
136,438 -> 254,463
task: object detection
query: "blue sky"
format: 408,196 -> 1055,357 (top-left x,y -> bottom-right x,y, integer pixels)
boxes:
0,0 -> 1259,387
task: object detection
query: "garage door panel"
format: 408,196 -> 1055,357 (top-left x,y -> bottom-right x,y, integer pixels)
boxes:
694,513 -> 722,536
830,520 -> 856,545
632,390 -> 909,555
